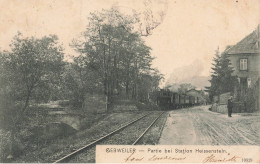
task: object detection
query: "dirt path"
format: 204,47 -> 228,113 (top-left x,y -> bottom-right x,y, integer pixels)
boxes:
159,106 -> 260,145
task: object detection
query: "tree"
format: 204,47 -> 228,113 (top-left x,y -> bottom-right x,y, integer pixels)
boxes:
1,33 -> 64,112
62,56 -> 103,108
206,47 -> 237,101
0,33 -> 64,157
136,69 -> 163,102
72,8 -> 136,99
71,8 -> 162,108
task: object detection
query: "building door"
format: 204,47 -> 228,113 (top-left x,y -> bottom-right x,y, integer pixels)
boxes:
240,77 -> 248,98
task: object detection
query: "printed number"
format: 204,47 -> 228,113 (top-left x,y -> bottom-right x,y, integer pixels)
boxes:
242,158 -> 252,162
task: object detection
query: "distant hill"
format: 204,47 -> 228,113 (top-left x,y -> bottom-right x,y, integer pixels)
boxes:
180,76 -> 210,90
165,59 -> 210,90
165,76 -> 210,92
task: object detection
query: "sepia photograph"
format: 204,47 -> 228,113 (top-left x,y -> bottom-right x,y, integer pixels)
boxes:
0,0 -> 259,163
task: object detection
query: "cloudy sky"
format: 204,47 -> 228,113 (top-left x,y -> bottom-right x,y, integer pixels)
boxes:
0,0 -> 259,85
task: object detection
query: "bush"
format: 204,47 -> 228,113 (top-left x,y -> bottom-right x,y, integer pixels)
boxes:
0,94 -> 27,160
135,101 -> 160,111
239,82 -> 259,112
0,130 -> 11,162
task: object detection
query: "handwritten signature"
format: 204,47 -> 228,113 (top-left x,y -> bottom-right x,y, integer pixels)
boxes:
124,151 -> 186,162
124,151 -> 241,163
124,152 -> 144,162
203,154 -> 241,163
148,155 -> 186,161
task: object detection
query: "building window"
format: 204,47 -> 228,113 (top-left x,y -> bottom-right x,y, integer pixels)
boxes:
247,78 -> 251,88
240,58 -> 248,70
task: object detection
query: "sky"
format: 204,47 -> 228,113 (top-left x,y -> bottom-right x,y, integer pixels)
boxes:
0,0 -> 260,85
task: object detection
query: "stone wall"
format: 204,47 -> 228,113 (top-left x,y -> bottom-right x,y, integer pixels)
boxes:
112,104 -> 138,111
211,102 -> 245,114
213,92 -> 231,105
111,99 -> 138,112
211,103 -> 227,114
219,92 -> 231,105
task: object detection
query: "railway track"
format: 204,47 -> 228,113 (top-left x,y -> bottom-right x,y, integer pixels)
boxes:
52,111 -> 165,163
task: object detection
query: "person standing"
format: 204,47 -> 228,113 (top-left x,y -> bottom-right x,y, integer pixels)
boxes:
227,96 -> 233,117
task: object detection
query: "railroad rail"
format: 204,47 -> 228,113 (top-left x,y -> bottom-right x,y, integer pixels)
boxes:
53,111 -> 164,163
132,112 -> 165,145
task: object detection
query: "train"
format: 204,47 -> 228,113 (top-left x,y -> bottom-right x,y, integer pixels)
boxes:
155,89 -> 202,110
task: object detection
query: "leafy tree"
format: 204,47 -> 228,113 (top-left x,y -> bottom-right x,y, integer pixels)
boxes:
136,69 -> 163,102
71,8 -> 162,108
0,33 -> 64,111
0,33 -> 64,157
62,57 -> 103,108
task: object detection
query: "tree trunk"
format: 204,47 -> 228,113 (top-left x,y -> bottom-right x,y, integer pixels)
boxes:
126,81 -> 129,99
107,38 -> 111,99
103,44 -> 107,95
133,59 -> 138,100
22,87 -> 32,113
125,55 -> 130,99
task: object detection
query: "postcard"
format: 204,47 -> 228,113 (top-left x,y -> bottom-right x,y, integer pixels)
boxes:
0,0 -> 259,163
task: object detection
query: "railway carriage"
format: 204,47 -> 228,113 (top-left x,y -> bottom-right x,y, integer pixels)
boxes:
171,92 -> 180,109
190,96 -> 195,106
184,95 -> 190,107
155,89 -> 201,110
179,94 -> 185,108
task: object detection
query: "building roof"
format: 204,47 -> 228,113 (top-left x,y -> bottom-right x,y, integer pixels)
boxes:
226,25 -> 260,55
186,89 -> 202,94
